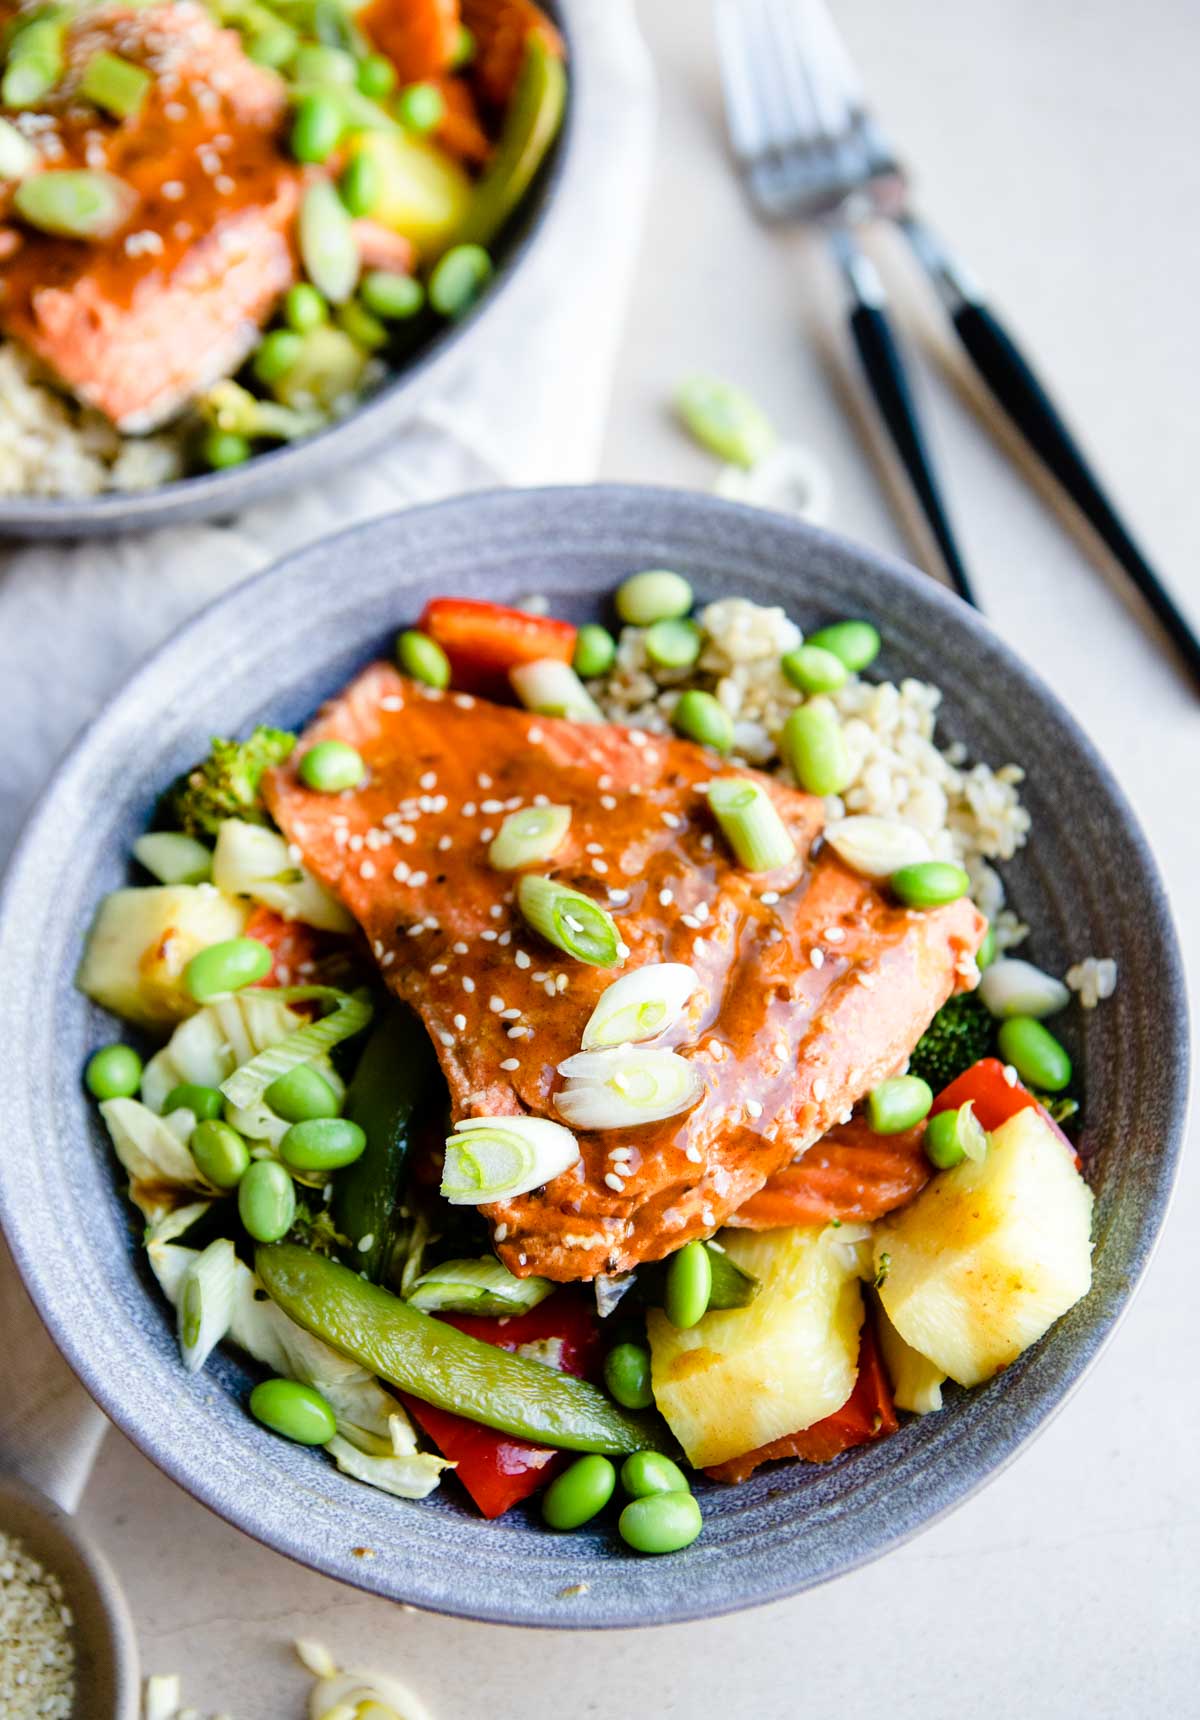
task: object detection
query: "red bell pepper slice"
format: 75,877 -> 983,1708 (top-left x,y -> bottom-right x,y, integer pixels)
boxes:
243,906 -> 329,988
401,1290 -> 601,1519
930,1056 -> 1040,1132
704,1319 -> 898,1484
417,597 -> 576,698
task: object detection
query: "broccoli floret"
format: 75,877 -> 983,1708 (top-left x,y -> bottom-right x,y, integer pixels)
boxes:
157,725 -> 296,839
908,991 -> 994,1093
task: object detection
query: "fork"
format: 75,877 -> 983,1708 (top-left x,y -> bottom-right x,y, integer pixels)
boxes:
714,0 -> 979,607
716,0 -> 1200,688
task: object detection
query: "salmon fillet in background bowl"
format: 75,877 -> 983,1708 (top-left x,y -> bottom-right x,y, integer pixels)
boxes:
0,487 -> 1185,1627
0,0 -> 574,537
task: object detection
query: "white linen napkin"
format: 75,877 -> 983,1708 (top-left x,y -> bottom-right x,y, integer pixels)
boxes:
0,0 -> 655,1510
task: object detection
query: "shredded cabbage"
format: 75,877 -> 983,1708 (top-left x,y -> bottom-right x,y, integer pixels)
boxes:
220,987 -> 372,1111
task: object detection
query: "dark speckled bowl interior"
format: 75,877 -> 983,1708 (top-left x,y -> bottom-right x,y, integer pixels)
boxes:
0,486 -> 1187,1627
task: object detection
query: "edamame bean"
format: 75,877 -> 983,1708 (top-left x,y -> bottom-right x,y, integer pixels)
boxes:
890,861 -> 970,909
356,52 -> 396,98
163,1083 -> 224,1122
541,1454 -> 616,1530
184,936 -> 272,1002
396,80 -> 444,133
336,299 -> 387,350
298,740 -> 365,792
781,643 -> 847,695
603,1342 -> 653,1410
396,628 -> 450,688
781,697 -> 850,796
191,1119 -> 251,1190
924,1108 -> 967,1170
868,1075 -> 933,1136
291,43 -> 356,85
361,269 -> 423,320
644,617 -> 701,670
976,924 -> 997,971
806,619 -> 881,673
615,569 -> 693,627
84,1044 -> 142,1100
664,1239 -> 712,1330
338,151 -> 380,217
284,282 -> 328,332
202,428 -> 250,470
266,1064 -> 341,1123
996,1016 -> 1072,1093
671,688 -> 733,754
573,623 -> 616,679
280,1117 -> 367,1171
620,1451 -> 689,1498
238,1158 -> 296,1242
428,243 -> 493,318
253,327 -> 303,387
291,90 -> 343,164
249,1377 -> 337,1445
618,1491 -> 702,1554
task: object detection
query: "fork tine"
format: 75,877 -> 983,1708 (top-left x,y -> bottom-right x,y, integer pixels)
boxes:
713,0 -> 764,162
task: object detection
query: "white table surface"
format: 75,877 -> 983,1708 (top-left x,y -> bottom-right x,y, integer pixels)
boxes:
77,1 -> 1200,1713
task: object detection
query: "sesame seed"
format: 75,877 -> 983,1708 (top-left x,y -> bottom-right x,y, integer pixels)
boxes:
381,695 -> 403,711
1002,1063 -> 1019,1087
507,1025 -> 530,1039
761,891 -> 780,906
745,1099 -> 763,1118
681,914 -> 700,930
489,996 -> 505,1012
462,802 -> 477,817
430,963 -> 447,976
489,905 -> 504,920
480,828 -> 495,843
438,1031 -> 454,1047
453,942 -> 468,955
477,773 -> 493,789
438,835 -> 453,851
515,950 -> 531,969
811,948 -> 825,968
500,1007 -> 521,1020
598,775 -> 613,790
462,977 -> 475,994
528,727 -> 544,743
481,930 -> 498,943
604,1172 -> 625,1192
481,799 -> 504,815
495,1223 -> 509,1241
533,972 -> 548,983
686,1145 -> 702,1164
359,860 -> 376,878
453,694 -> 475,709
662,811 -> 682,830
812,1078 -> 828,1101
500,1057 -> 520,1072
518,1252 -> 527,1266
453,1013 -> 466,1030
601,795 -> 618,811
659,888 -> 674,907
593,861 -> 609,875
825,926 -> 846,943
409,871 -> 428,887
608,888 -> 630,905
585,842 -> 604,856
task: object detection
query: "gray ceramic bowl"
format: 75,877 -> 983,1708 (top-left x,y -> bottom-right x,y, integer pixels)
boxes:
0,487 -> 1187,1628
0,6 -> 571,540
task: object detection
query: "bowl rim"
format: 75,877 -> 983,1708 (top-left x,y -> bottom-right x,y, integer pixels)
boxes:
0,484 -> 1189,1627
0,1 -> 577,538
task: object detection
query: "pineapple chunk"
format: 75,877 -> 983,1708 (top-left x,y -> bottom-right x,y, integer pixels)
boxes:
647,1226 -> 864,1469
76,885 -> 248,1031
212,819 -> 353,933
875,1297 -> 947,1414
876,1107 -> 1094,1388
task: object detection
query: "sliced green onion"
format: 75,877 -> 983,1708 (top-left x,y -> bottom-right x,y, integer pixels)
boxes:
509,658 -> 604,723
298,179 -> 359,304
822,815 -> 932,880
555,1048 -> 703,1130
516,875 -> 623,967
674,374 -> 776,469
0,118 -> 38,180
2,15 -> 65,109
177,1238 -> 238,1374
13,170 -> 136,239
956,1100 -> 988,1162
406,1256 -> 554,1315
80,50 -> 151,119
978,958 -> 1071,1020
706,777 -> 796,872
488,804 -> 571,871
441,1115 -> 580,1205
132,831 -> 213,886
220,987 -> 373,1110
580,962 -> 698,1051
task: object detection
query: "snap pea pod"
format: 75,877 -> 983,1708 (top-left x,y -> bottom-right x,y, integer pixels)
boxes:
332,1004 -> 433,1282
256,1243 -> 668,1454
456,35 -> 566,247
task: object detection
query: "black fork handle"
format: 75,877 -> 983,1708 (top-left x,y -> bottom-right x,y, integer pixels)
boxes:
947,298 -> 1200,689
847,299 -> 979,609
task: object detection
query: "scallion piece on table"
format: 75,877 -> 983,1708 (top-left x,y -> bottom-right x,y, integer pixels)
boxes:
220,986 -> 373,1110
13,169 -> 137,239
706,777 -> 796,871
298,179 -> 360,304
580,962 -> 698,1051
674,374 -> 776,469
555,1048 -> 703,1130
177,1238 -> 238,1374
440,1115 -> 580,1205
516,875 -> 624,967
406,1256 -> 554,1315
509,658 -> 604,723
488,804 -> 571,871
0,117 -> 37,180
80,50 -> 151,119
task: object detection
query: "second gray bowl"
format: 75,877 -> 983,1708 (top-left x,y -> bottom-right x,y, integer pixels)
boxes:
0,485 -> 1187,1626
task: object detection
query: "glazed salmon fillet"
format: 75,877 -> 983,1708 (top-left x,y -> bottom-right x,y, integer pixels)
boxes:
729,1113 -> 931,1228
0,3 -> 299,430
265,664 -> 985,1281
